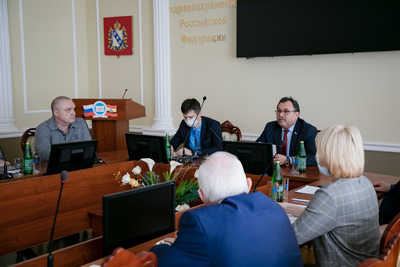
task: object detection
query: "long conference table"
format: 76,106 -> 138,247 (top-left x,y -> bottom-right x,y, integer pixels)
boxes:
2,150 -> 397,267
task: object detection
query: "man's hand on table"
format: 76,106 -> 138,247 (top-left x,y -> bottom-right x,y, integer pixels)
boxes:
273,154 -> 287,165
372,181 -> 392,193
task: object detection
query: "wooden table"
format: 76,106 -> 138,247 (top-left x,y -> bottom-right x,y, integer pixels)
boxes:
9,164 -> 398,267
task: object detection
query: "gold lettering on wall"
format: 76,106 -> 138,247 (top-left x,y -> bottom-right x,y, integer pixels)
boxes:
170,0 -> 236,14
171,1 -> 234,45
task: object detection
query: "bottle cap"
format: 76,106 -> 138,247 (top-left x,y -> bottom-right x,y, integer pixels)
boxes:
275,161 -> 280,164
300,141 -> 304,143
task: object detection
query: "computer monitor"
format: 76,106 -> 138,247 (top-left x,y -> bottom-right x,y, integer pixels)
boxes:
102,181 -> 176,256
46,140 -> 98,175
125,133 -> 168,163
223,141 -> 275,176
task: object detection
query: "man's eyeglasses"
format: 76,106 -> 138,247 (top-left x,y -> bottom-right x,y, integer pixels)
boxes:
275,109 -> 298,115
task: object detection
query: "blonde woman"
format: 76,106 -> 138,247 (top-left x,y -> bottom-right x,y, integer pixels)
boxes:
281,125 -> 379,266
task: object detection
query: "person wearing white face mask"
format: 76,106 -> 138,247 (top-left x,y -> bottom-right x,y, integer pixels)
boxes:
170,98 -> 222,158
280,125 -> 379,266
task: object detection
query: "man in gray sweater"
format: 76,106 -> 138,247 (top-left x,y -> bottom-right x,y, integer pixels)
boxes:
35,96 -> 91,161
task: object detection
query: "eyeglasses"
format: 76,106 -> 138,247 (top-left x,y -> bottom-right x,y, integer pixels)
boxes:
275,109 -> 298,115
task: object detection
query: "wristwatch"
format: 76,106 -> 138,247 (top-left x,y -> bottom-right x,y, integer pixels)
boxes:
154,239 -> 172,246
285,156 -> 290,167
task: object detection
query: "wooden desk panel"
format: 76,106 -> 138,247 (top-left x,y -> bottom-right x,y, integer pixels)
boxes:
0,160 -> 193,256
1,159 -> 199,256
12,237 -> 104,267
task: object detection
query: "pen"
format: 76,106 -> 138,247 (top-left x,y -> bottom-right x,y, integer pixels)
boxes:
291,198 -> 310,203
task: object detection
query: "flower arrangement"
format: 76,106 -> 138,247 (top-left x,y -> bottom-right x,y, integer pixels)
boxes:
114,159 -> 200,211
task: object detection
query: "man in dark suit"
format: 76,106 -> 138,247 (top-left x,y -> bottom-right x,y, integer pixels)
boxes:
150,152 -> 303,267
373,180 -> 400,225
170,98 -> 222,158
256,96 -> 317,166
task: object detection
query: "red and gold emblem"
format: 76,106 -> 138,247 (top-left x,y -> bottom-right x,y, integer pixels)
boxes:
103,16 -> 133,56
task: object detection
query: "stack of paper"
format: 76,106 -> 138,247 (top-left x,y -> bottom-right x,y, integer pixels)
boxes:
295,185 -> 320,195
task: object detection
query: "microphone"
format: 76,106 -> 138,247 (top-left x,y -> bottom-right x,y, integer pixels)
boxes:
209,127 -> 222,142
82,115 -> 104,164
48,170 -> 68,267
122,89 -> 128,99
178,96 -> 207,164
253,140 -> 285,193
82,115 -> 90,135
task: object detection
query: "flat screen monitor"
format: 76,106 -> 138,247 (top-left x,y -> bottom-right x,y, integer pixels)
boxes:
102,181 -> 176,256
125,133 -> 168,163
46,140 -> 98,175
223,141 -> 275,176
237,0 -> 400,58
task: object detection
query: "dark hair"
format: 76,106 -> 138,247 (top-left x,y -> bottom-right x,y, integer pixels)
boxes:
181,98 -> 200,114
277,97 -> 300,113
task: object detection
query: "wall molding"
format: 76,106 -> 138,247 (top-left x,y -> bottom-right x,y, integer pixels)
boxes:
72,0 -> 79,97
363,142 -> 400,153
0,130 -> 26,139
95,0 -> 102,98
18,0 -> 79,114
0,0 -> 18,131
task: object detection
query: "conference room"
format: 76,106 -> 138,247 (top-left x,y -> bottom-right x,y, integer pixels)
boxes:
1,0 -> 400,266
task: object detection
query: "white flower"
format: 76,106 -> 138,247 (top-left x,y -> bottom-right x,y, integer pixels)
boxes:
175,203 -> 190,212
194,169 -> 199,178
121,173 -> 131,185
132,166 -> 142,175
169,161 -> 182,174
140,158 -> 155,172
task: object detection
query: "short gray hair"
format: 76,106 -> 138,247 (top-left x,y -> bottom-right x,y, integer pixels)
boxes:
198,151 -> 248,203
51,96 -> 71,113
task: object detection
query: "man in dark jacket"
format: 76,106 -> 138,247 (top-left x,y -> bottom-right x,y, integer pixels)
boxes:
256,96 -> 317,166
171,98 -> 222,158
150,152 -> 303,267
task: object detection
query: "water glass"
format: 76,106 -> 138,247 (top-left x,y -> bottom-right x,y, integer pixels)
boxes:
291,156 -> 299,174
283,178 -> 289,200
33,154 -> 41,174
270,181 -> 278,202
265,180 -> 272,198
14,158 -> 23,177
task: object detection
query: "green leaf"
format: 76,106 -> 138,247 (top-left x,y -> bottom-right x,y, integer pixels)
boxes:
175,178 -> 199,207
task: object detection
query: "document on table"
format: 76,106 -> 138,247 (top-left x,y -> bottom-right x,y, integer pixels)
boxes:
295,185 -> 320,195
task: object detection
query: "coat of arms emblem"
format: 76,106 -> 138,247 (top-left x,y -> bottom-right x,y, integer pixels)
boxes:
108,21 -> 127,52
103,16 -> 133,56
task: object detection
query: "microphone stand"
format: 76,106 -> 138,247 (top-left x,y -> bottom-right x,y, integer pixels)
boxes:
122,89 -> 128,99
48,171 -> 68,267
253,140 -> 285,192
178,97 -> 206,164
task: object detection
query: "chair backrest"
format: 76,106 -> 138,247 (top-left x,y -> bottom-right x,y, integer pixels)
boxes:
379,213 -> 400,253
358,233 -> 400,267
220,120 -> 242,141
102,247 -> 157,267
21,128 -> 36,155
